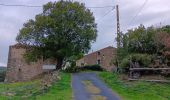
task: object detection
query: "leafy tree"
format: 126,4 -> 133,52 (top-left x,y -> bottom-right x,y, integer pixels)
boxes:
157,25 -> 170,33
16,1 -> 97,69
116,25 -> 156,64
154,32 -> 170,51
116,24 -> 170,68
125,25 -> 157,54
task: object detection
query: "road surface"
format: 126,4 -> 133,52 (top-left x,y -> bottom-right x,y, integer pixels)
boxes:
72,72 -> 120,100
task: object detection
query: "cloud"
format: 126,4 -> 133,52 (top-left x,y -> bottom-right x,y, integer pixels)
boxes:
0,0 -> 170,65
0,62 -> 7,67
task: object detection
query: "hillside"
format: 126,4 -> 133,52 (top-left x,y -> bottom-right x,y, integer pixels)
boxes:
0,67 -> 6,82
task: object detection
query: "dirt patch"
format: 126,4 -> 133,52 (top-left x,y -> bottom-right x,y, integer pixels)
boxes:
90,95 -> 107,100
82,80 -> 107,100
82,80 -> 101,94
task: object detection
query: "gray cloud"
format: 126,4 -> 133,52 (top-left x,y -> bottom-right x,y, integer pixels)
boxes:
0,0 -> 170,66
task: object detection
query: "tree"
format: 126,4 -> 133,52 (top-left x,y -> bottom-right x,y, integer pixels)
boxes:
116,24 -> 170,68
121,24 -> 157,54
154,32 -> 170,51
16,1 -> 97,69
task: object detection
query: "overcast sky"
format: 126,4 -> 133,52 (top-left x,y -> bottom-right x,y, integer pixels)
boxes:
0,0 -> 170,66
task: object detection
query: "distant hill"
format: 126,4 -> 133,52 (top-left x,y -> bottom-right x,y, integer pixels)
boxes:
0,67 -> 6,82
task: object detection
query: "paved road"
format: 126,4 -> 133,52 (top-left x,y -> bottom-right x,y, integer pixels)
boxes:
72,72 -> 120,100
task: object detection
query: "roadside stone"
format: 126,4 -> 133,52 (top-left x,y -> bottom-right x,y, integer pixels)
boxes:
40,71 -> 60,91
1,92 -> 16,96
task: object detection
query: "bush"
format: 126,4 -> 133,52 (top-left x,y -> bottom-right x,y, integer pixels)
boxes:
64,64 -> 103,72
119,57 -> 130,69
63,61 -> 80,73
119,53 -> 152,68
81,64 -> 103,71
64,66 -> 80,73
0,71 -> 6,82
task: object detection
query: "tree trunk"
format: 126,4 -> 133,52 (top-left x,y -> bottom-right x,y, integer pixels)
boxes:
56,58 -> 63,70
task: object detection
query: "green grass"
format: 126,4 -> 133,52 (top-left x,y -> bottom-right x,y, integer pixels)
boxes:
0,80 -> 41,100
35,72 -> 72,100
98,71 -> 170,100
0,72 -> 72,100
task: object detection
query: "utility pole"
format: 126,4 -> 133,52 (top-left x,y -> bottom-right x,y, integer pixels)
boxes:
116,5 -> 121,48
116,4 -> 121,71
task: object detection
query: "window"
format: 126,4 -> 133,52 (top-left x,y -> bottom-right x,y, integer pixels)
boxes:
18,68 -> 22,72
98,52 -> 100,55
102,55 -> 105,58
97,60 -> 101,65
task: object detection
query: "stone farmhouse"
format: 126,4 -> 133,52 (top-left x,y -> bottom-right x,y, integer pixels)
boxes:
76,46 -> 117,71
5,43 -> 56,82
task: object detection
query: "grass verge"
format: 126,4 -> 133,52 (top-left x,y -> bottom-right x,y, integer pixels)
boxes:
0,80 -> 41,100
98,71 -> 170,100
0,72 -> 72,100
35,72 -> 72,100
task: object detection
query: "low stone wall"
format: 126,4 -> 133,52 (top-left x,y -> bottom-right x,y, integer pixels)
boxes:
40,71 -> 60,91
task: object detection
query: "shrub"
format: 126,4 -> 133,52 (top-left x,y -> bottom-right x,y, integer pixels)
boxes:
64,64 -> 103,72
64,65 -> 80,73
81,64 -> 103,71
0,71 -> 6,82
119,57 -> 130,69
119,53 -> 152,68
63,61 -> 80,73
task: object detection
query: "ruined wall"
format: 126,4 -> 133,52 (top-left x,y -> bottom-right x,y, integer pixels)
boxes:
76,46 -> 117,71
5,44 -> 43,82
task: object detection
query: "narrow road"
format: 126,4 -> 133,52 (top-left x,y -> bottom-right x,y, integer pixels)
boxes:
72,72 -> 120,100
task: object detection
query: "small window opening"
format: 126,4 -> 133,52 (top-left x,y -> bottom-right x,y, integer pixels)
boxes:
98,52 -> 100,55
19,68 -> 21,72
97,60 -> 101,65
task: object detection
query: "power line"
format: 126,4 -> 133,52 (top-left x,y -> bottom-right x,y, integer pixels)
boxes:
0,3 -> 41,7
0,3 -> 115,9
128,0 -> 149,25
0,3 -> 115,23
87,6 -> 115,9
97,7 -> 115,22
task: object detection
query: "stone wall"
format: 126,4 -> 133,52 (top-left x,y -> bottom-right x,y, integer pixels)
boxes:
5,43 -> 57,82
76,46 -> 117,71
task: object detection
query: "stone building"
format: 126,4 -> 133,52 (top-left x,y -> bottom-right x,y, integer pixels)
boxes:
76,46 -> 117,71
5,43 -> 56,82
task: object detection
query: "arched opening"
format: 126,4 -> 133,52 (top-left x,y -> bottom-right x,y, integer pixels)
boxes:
17,68 -> 23,81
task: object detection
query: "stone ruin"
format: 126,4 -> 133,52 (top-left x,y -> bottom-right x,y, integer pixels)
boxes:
5,43 -> 57,82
